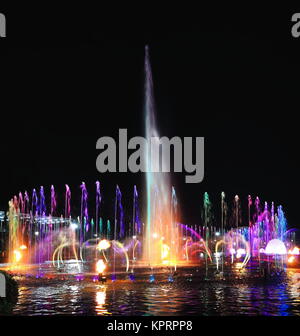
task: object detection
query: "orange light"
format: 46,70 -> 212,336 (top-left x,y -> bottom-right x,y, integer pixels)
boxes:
19,245 -> 27,250
96,290 -> 106,305
161,243 -> 170,260
235,262 -> 244,269
96,259 -> 106,274
13,250 -> 22,263
288,247 -> 300,255
97,240 -> 111,251
288,256 -> 295,264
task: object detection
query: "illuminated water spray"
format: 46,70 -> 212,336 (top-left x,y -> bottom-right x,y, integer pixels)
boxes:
143,46 -> 181,266
95,181 -> 101,239
3,47 -> 295,278
50,185 -> 57,216
203,192 -> 212,277
133,185 -> 141,237
80,182 -> 89,242
65,185 -> 71,219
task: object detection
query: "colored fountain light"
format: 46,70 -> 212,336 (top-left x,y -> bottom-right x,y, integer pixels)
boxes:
3,166 -> 294,279
0,46 -> 296,285
265,239 -> 287,255
70,223 -> 78,230
96,259 -> 106,274
143,46 -> 182,268
13,250 -> 22,263
149,274 -> 155,283
97,239 -> 111,250
288,247 -> 300,255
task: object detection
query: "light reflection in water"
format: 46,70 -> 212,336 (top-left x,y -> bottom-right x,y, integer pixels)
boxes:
7,270 -> 300,316
95,285 -> 110,315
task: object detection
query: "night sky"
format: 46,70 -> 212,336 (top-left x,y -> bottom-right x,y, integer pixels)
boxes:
0,8 -> 299,228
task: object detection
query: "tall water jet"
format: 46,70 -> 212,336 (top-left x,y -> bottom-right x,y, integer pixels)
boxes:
248,195 -> 252,240
40,186 -> 46,217
277,205 -> 287,242
271,202 -> 275,239
95,181 -> 101,239
131,186 -> 141,263
203,192 -> 212,277
106,220 -> 111,240
24,191 -> 30,214
171,187 -> 178,266
143,46 -> 181,266
65,185 -> 71,219
32,188 -> 38,217
221,192 -> 227,273
50,185 -> 57,217
80,182 -> 89,243
232,195 -> 241,250
8,199 -> 20,265
112,185 -> 124,279
133,185 -> 141,237
18,192 -> 25,246
115,185 -> 124,240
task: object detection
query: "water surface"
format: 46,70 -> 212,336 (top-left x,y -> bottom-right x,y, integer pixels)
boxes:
7,269 -> 300,316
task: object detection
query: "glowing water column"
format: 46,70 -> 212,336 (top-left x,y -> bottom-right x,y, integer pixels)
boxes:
8,199 -> 20,265
220,192 -> 227,273
95,181 -> 101,239
143,46 -> 181,266
203,192 -> 212,277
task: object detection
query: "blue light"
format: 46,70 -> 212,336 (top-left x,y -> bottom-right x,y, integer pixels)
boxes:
168,275 -> 174,283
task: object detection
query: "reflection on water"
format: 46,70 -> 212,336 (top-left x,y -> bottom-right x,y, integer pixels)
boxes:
95,286 -> 110,315
6,270 -> 300,316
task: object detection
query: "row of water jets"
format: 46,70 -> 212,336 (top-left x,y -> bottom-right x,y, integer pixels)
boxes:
6,183 -> 293,278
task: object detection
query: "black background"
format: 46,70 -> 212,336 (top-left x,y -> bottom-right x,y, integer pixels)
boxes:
0,5 -> 299,230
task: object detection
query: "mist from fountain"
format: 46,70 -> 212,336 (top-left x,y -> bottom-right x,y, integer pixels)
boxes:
143,46 -> 182,267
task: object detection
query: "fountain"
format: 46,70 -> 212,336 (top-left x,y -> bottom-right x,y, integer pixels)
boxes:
0,47 -> 297,284
2,178 -> 295,283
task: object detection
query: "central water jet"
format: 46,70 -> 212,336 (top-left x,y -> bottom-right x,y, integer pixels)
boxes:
143,46 -> 181,267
